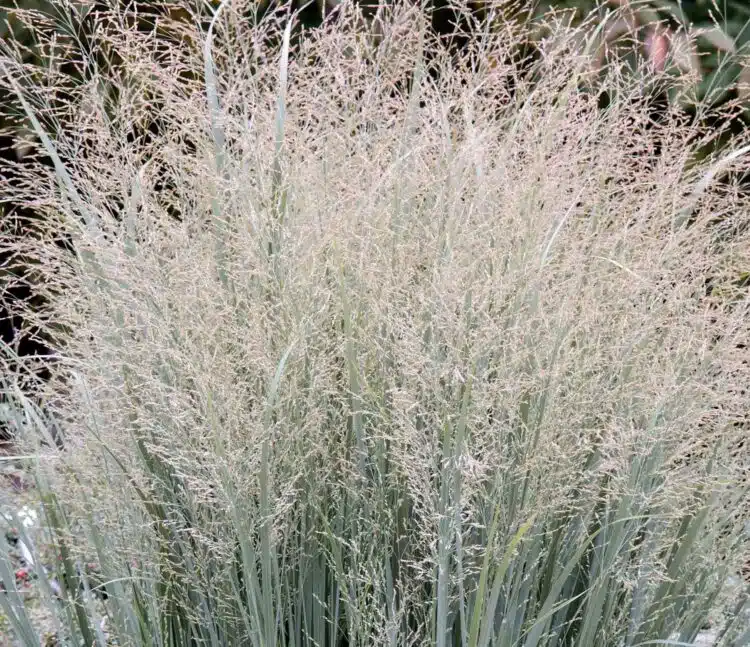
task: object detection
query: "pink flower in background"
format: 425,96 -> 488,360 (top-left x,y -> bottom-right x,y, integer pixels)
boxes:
645,26 -> 670,72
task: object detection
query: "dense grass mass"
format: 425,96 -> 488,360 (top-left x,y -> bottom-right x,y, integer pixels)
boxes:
1,1 -> 749,645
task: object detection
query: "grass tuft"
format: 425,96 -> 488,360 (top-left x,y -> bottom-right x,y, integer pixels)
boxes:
0,2 -> 748,646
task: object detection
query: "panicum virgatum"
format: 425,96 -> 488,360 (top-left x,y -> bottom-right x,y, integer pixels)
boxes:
1,2 -> 748,646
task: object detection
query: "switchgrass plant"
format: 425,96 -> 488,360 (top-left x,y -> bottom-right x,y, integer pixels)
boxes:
1,1 -> 749,645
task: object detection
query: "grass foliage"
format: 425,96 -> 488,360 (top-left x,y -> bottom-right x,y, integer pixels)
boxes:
1,1 -> 749,645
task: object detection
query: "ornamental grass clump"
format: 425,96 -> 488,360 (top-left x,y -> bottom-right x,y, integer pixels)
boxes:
0,2 -> 748,646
